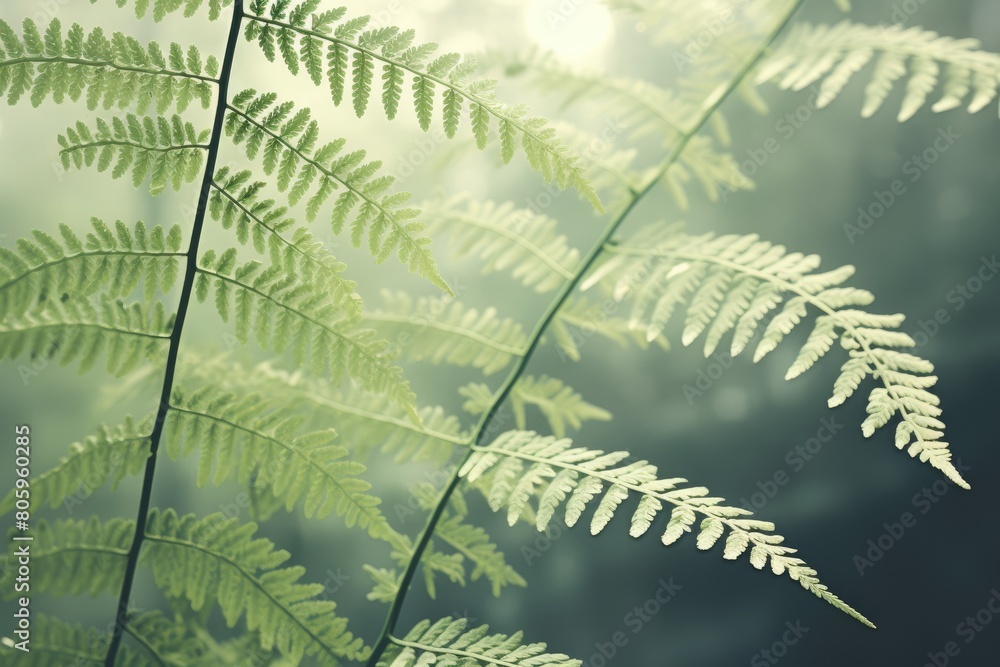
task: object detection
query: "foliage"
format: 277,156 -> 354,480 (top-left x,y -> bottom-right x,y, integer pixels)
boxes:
0,0 -> 991,665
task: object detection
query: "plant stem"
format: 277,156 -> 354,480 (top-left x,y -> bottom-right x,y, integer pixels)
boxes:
363,1 -> 807,664
102,2 -> 245,664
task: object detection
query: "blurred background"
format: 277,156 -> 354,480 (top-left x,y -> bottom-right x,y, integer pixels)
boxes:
1,0 -> 998,665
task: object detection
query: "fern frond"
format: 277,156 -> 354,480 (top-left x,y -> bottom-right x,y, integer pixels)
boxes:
0,611 -> 206,666
0,415 -> 150,515
460,375 -> 611,438
425,197 -> 580,293
757,21 -> 1000,120
93,0 -> 235,22
0,295 -> 172,376
241,2 -> 601,209
194,248 -> 418,417
0,218 -> 183,318
163,383 -> 390,531
363,290 -> 528,375
371,532 -> 470,602
1,511 -> 368,663
462,430 -> 874,627
379,617 -> 580,667
174,354 -> 467,464
210,166 -> 363,319
549,294 -> 670,363
58,114 -> 209,195
591,226 -> 968,488
0,17 -> 218,110
224,89 -> 450,293
414,486 -> 526,597
488,51 -> 754,205
487,48 -> 695,137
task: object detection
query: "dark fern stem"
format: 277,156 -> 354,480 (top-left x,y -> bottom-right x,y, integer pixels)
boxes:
103,2 -> 245,664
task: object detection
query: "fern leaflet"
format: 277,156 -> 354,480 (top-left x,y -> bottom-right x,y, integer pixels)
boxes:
241,0 -> 601,209
588,226 -> 968,488
0,17 -> 218,110
758,21 -> 1000,120
462,430 -> 874,627
224,88 -> 450,293
378,617 -> 580,667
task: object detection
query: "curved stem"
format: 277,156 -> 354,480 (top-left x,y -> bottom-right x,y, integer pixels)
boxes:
363,2 -> 808,664
102,2 -> 245,665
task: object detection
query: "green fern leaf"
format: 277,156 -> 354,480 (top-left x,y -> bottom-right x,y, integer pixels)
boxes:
462,430 -> 874,627
362,290 -> 528,375
378,617 -> 580,667
210,166 -> 363,319
589,226 -> 968,488
241,2 -> 601,209
0,295 -> 172,377
425,197 -> 581,293
0,510 -> 368,663
195,248 -> 419,417
163,383 -> 392,531
174,353 -> 467,465
0,219 -> 183,318
0,415 -> 150,515
58,114 -> 209,194
0,17 -> 216,111
758,21 -> 1000,120
460,375 -> 611,438
224,89 -> 451,293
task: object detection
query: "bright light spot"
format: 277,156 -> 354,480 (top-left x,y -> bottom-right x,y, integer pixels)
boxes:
524,0 -> 615,61
440,30 -> 487,56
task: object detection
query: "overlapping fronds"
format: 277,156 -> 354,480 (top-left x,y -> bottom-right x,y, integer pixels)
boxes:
0,510 -> 368,663
549,295 -> 670,362
758,21 -> 1000,120
486,51 -> 753,205
0,295 -> 172,376
460,375 -> 611,438
143,508 -> 370,662
174,354 -> 467,464
462,430 -> 874,627
58,114 -> 209,194
224,88 -> 450,292
0,17 -> 217,110
163,383 -> 390,530
0,415 -> 150,515
194,247 -> 418,416
424,197 -> 580,293
93,0 -> 235,22
240,1 -> 600,209
363,290 -> 528,375
587,226 -> 967,488
0,219 -> 183,318
0,611 -> 206,666
415,485 -> 526,597
378,617 -> 580,667
210,166 -> 363,318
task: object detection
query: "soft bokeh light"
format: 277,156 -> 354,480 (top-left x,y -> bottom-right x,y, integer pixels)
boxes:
523,0 -> 615,61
